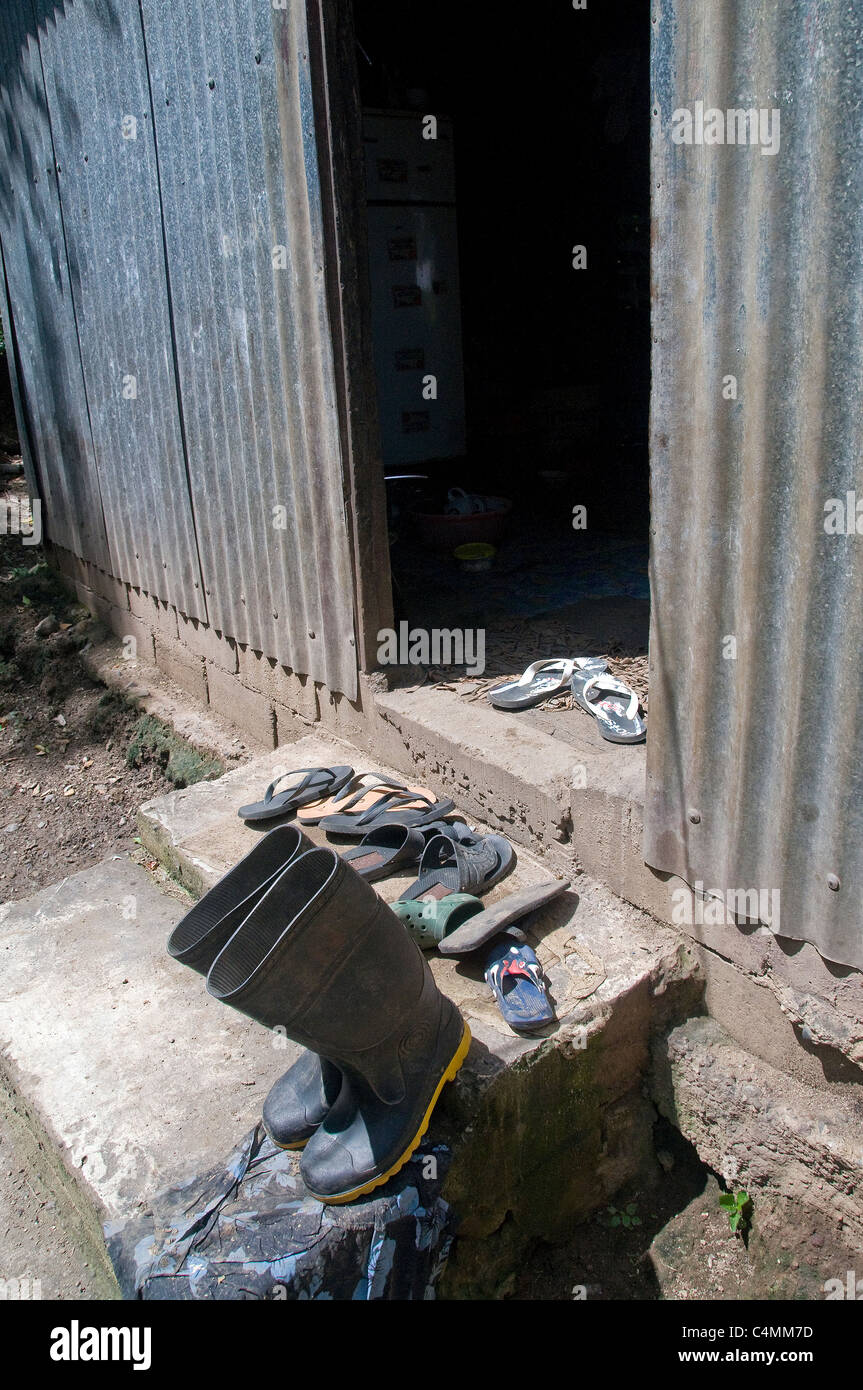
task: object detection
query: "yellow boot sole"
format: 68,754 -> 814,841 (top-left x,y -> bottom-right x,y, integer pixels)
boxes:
308,1021 -> 472,1205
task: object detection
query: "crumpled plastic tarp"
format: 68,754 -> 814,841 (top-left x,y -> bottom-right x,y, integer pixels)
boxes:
104,1126 -> 455,1300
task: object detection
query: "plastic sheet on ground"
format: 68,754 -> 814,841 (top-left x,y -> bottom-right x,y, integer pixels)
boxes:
105,1126 -> 455,1300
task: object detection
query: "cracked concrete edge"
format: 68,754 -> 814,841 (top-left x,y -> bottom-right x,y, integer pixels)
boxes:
691,935 -> 863,1091
437,957 -> 702,1291
770,975 -> 863,1067
80,637 -> 266,767
651,1015 -> 863,1244
0,1067 -> 121,1299
374,688 -> 582,862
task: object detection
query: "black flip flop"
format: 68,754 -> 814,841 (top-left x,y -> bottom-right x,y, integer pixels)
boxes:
437,878 -> 570,955
339,819 -> 475,882
340,825 -> 426,881
319,788 -> 456,835
238,765 -> 353,822
399,831 -> 516,902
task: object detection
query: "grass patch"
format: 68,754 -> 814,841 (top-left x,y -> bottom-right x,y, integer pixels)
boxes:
126,713 -> 224,788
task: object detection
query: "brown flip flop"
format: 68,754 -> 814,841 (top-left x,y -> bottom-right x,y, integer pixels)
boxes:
297,772 -> 438,825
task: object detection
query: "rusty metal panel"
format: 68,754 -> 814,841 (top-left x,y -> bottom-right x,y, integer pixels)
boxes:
647,0 -> 863,970
34,1 -> 205,617
139,0 -> 359,699
0,2 -> 110,570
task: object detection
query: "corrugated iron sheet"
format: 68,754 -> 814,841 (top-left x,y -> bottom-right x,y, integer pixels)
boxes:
647,0 -> 863,970
0,2 -> 110,570
139,0 -> 359,699
34,1 -> 205,618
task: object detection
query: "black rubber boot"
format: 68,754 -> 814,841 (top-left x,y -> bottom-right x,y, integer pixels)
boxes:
262,1051 -> 343,1151
206,846 -> 470,1203
167,824 -> 339,1149
298,971 -> 468,1204
167,824 -> 312,973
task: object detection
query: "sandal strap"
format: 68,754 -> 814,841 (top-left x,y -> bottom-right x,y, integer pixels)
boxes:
353,788 -> 439,827
417,833 -> 499,892
325,774 -> 409,814
515,658 -> 575,688
488,952 -> 545,992
264,766 -> 330,803
580,674 -> 640,723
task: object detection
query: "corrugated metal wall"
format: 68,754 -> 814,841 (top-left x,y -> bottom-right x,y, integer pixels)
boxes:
0,2 -> 110,571
0,0 -> 359,699
36,1 -> 204,616
647,0 -> 863,970
139,0 -> 357,696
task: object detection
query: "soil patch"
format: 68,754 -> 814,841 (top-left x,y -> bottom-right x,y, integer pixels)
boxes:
0,476 -> 220,904
515,1124 -> 760,1300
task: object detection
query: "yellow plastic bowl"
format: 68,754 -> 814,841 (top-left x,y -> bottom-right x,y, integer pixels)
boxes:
454,542 -> 496,571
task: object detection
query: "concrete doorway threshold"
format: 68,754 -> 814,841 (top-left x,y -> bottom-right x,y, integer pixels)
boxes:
369,680 -> 863,1097
373,680 -> 650,904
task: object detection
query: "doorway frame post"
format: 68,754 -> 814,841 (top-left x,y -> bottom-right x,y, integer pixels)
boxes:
305,0 -> 393,677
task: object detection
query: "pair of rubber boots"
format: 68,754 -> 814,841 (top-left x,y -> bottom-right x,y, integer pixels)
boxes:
167,825 -> 470,1204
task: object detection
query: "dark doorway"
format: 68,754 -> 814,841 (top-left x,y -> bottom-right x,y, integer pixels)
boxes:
352,0 -> 650,671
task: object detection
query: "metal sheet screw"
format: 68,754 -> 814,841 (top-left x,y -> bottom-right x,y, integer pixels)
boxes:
688,809 -> 701,825
827,874 -> 840,892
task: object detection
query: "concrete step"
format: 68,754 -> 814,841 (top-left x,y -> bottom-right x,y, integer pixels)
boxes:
652,1016 -> 863,1297
0,729 -> 702,1300
136,732 -> 698,1068
137,731 -> 703,1295
372,683 -> 668,923
0,857 -> 291,1286
370,686 -> 863,1098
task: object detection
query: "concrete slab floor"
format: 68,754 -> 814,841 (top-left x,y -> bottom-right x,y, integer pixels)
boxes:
0,856 -> 302,1225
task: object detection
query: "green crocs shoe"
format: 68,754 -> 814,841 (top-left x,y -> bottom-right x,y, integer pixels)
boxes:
391,893 -> 484,950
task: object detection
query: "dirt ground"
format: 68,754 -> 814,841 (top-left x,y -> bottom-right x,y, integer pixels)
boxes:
0,495 -> 172,901
0,474 -> 224,903
515,1123 -> 758,1301
0,457 -> 220,1299
389,595 -> 650,738
0,1112 -> 110,1299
